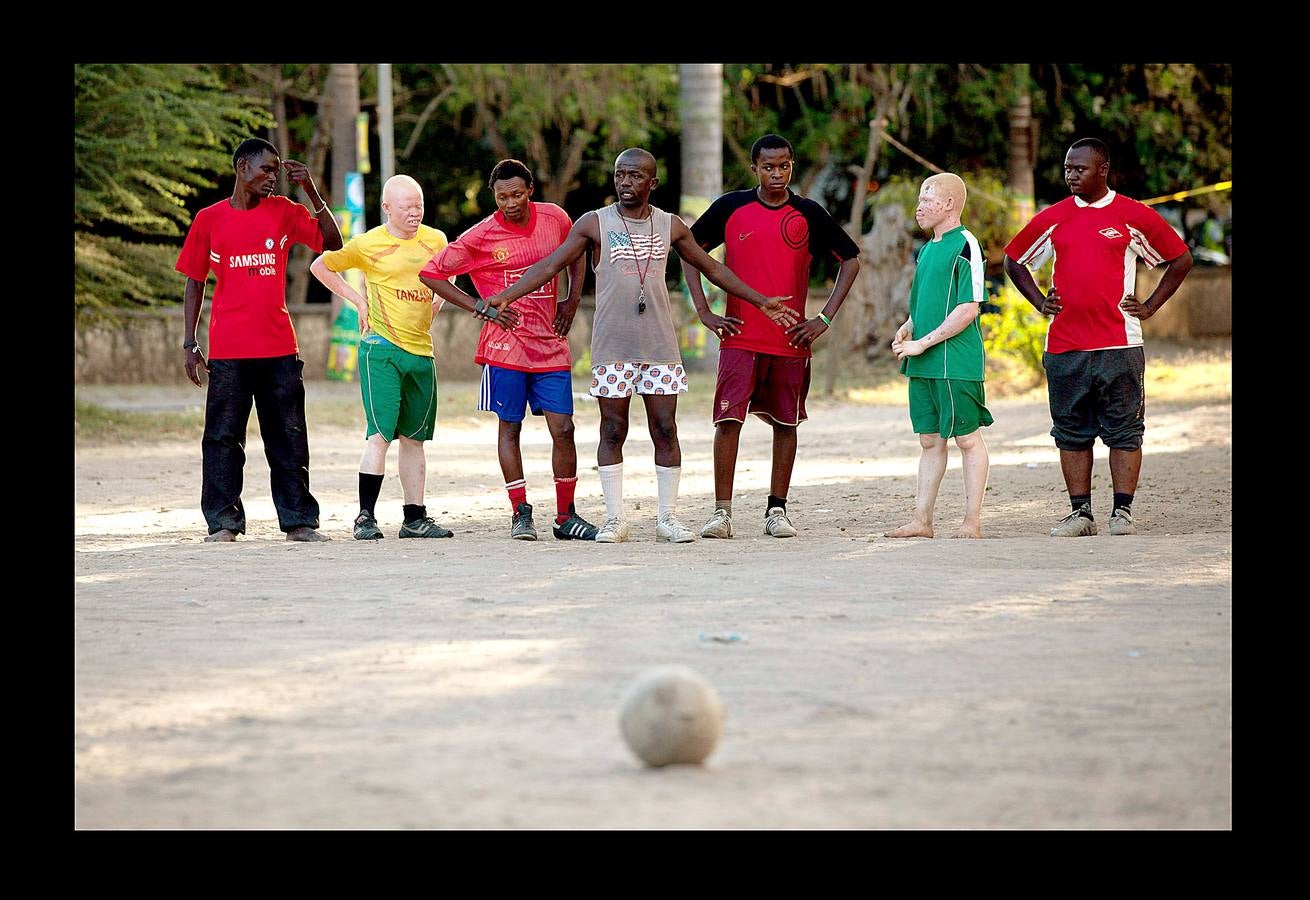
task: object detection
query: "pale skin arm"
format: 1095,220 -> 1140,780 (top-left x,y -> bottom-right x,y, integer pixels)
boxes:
309,256 -> 370,335
893,302 -> 981,360
893,315 -> 914,344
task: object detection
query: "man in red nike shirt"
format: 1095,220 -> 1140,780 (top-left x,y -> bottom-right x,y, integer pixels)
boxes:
684,133 -> 861,540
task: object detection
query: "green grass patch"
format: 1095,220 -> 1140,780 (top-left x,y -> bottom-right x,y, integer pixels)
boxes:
74,400 -> 205,444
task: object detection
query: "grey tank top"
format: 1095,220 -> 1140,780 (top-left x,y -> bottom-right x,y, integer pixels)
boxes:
591,204 -> 682,366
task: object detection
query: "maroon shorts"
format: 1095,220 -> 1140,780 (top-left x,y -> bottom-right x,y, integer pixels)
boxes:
712,348 -> 811,426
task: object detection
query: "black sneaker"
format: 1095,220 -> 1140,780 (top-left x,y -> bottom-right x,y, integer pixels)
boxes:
399,516 -> 454,538
552,503 -> 598,541
511,502 -> 538,541
353,511 -> 383,540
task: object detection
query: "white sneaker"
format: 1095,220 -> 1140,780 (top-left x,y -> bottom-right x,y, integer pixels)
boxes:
764,506 -> 797,538
1108,507 -> 1137,535
1050,506 -> 1097,537
656,513 -> 696,543
700,508 -> 734,539
595,516 -> 630,543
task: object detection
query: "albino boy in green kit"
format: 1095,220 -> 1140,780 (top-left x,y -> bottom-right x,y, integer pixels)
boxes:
886,172 -> 992,539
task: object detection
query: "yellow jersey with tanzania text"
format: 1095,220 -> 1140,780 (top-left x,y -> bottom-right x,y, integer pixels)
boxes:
320,224 -> 448,357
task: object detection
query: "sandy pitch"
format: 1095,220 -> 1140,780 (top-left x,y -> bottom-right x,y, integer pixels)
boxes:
75,385 -> 1231,828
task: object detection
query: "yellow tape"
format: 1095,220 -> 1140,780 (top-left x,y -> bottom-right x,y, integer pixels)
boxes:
1141,181 -> 1232,206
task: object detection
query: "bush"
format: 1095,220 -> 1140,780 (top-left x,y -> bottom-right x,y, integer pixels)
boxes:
983,284 -> 1049,385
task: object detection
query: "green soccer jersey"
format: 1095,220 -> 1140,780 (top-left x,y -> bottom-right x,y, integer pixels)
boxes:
901,225 -> 987,380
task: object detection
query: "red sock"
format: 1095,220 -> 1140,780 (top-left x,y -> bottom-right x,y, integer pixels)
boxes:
555,476 -> 577,523
506,479 -> 527,511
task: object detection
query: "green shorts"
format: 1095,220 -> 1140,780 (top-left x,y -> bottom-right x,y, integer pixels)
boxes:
358,336 -> 438,441
908,377 -> 993,438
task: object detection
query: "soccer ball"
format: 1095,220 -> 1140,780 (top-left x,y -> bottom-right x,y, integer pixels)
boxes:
619,666 -> 723,767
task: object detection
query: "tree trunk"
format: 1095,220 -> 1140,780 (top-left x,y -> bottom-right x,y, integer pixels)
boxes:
285,67 -> 341,310
824,116 -> 884,396
329,63 -> 360,218
678,64 -> 723,220
269,68 -> 290,197
1007,63 -> 1036,235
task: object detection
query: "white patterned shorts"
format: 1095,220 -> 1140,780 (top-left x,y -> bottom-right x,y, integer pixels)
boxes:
590,363 -> 689,398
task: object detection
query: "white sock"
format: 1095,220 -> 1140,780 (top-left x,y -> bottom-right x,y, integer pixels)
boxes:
598,462 -> 624,520
656,465 -> 680,520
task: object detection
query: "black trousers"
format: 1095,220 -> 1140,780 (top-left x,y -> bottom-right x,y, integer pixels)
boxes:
201,354 -> 320,534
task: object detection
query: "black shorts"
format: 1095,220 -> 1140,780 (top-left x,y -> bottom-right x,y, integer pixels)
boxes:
1042,347 -> 1145,451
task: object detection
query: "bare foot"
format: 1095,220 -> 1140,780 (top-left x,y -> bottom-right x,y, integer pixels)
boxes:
952,522 -> 984,539
286,526 -> 330,542
204,529 -> 237,542
885,521 -> 933,538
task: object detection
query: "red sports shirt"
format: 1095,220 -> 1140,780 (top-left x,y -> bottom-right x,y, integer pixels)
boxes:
175,196 -> 325,359
1005,191 -> 1188,354
422,203 -> 574,372
691,188 -> 859,358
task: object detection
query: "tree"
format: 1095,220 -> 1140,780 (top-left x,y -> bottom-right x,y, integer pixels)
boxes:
678,64 -> 723,220
74,64 -> 271,326
437,64 -> 679,206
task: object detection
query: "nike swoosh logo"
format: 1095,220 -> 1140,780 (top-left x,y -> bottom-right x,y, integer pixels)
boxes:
738,232 -> 753,240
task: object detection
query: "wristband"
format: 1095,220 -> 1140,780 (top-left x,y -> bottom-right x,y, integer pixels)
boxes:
312,201 -> 329,215
817,312 -> 832,327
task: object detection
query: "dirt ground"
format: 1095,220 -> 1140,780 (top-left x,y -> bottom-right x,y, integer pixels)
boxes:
74,375 -> 1231,829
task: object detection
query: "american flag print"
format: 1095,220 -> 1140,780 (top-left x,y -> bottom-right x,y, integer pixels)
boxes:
608,230 -> 666,263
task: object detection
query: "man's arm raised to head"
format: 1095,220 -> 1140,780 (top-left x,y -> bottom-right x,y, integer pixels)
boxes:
487,212 -> 599,309
669,217 -> 799,328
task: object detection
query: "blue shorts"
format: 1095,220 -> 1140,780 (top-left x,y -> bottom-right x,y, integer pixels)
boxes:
479,365 -> 574,422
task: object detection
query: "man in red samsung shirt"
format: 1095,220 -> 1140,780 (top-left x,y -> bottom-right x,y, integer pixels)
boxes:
684,133 -> 861,539
176,138 -> 344,542
1004,138 -> 1193,537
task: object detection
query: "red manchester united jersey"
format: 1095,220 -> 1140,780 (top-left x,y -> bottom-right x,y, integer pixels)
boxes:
422,203 -> 574,372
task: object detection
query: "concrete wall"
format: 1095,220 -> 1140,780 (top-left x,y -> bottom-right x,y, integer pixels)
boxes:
1139,265 -> 1232,340
75,301 -> 593,385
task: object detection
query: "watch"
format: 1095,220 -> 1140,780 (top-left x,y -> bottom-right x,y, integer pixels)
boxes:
183,340 -> 199,351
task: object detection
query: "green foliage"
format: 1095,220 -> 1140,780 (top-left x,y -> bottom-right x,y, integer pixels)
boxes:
74,64 -> 272,325
1033,64 -> 1232,204
74,234 -> 191,326
983,285 -> 1049,378
868,171 -> 1015,260
571,347 -> 592,378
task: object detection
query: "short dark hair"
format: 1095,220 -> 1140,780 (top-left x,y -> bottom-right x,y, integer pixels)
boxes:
1070,137 -> 1110,166
488,159 -> 534,190
751,133 -> 794,164
233,137 -> 279,171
